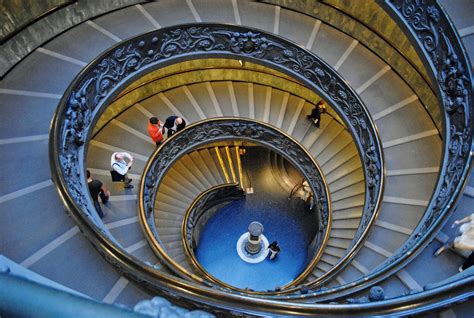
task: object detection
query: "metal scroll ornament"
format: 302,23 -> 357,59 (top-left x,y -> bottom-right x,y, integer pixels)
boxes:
138,119 -> 331,289
52,23 -> 383,251
184,185 -> 245,253
51,23 -> 382,298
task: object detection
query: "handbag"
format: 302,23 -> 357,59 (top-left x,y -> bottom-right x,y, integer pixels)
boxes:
110,163 -> 125,182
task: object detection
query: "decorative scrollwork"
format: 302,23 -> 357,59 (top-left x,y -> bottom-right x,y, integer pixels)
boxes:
51,23 -> 384,302
55,25 -> 382,245
143,119 -> 330,231
46,0 -> 474,311
228,31 -> 284,57
140,119 -> 331,289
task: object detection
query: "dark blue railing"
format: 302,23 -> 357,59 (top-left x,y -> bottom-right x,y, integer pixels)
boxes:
47,0 -> 473,313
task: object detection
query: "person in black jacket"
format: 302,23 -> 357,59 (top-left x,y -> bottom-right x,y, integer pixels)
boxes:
307,100 -> 326,128
163,116 -> 186,137
268,241 -> 281,260
87,170 -> 110,218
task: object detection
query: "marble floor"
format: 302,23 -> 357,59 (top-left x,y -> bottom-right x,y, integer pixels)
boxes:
195,147 -> 319,291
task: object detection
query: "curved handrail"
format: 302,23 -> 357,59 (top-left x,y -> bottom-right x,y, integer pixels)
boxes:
46,9 -> 474,312
49,22 -> 387,312
335,0 -> 473,296
2,265 -> 474,316
139,118 -> 332,292
182,183 -> 246,287
0,1 -> 77,45
273,0 -> 474,301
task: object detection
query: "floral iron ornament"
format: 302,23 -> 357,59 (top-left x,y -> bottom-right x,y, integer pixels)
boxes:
142,119 -> 330,230
50,23 -> 383,298
139,119 -> 331,288
53,23 -> 383,240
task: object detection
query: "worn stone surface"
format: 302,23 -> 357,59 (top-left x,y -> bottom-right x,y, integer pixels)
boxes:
0,0 -> 144,77
0,0 -> 67,40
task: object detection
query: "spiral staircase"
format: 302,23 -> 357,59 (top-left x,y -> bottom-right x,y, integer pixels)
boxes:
1,0 -> 473,316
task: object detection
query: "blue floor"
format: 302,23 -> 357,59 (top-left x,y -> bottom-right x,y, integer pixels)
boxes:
195,147 -> 318,291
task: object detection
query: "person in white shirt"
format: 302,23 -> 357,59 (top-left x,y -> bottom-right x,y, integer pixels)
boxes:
434,213 -> 474,272
111,152 -> 134,189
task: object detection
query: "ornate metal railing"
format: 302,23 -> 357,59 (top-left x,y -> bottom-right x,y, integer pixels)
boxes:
45,0 -> 474,313
267,0 -> 474,301
49,23 -> 384,294
46,21 -> 415,313
139,118 -> 331,290
260,0 -> 441,131
182,183 -> 245,286
356,0 -> 473,295
3,267 -> 474,316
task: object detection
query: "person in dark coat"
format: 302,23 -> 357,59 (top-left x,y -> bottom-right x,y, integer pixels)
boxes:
87,170 -> 110,218
268,241 -> 281,260
307,100 -> 326,128
163,116 -> 186,137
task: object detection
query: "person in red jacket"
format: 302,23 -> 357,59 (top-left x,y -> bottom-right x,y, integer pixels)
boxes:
147,117 -> 164,146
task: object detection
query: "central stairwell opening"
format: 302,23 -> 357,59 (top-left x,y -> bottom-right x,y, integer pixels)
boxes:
187,144 -> 321,291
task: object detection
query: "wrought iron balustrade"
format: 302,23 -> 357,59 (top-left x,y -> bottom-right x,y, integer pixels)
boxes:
50,24 -> 384,298
53,18 -> 474,314
139,118 -> 331,290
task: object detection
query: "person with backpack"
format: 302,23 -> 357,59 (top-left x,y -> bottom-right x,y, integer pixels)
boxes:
163,116 -> 186,137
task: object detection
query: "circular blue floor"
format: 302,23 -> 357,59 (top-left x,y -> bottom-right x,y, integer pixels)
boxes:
195,198 -> 313,291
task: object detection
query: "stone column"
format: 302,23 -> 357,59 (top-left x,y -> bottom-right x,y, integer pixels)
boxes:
245,222 -> 264,254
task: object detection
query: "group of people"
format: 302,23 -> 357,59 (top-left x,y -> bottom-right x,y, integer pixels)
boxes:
87,98 -> 322,219
86,151 -> 135,219
87,115 -> 186,219
147,115 -> 186,146
85,100 -> 474,276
